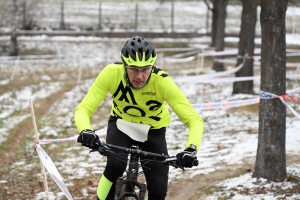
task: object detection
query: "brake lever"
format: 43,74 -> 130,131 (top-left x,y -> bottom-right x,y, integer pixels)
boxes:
89,149 -> 98,154
174,164 -> 185,171
166,161 -> 185,171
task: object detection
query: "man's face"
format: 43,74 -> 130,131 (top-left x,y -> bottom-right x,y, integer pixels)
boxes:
125,65 -> 153,88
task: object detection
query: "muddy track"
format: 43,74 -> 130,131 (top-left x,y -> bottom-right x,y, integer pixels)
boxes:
0,81 -> 77,159
0,81 -> 78,199
166,162 -> 254,200
166,155 -> 300,200
1,75 -> 299,199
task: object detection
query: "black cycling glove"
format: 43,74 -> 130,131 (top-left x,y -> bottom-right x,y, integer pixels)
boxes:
77,129 -> 100,149
176,147 -> 198,168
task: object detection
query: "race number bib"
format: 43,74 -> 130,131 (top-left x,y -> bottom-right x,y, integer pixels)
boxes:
116,119 -> 151,142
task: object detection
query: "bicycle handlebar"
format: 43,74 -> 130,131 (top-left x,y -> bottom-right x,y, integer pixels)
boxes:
90,141 -> 198,169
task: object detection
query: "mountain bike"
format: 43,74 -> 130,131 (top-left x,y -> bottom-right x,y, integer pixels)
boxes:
90,141 -> 198,200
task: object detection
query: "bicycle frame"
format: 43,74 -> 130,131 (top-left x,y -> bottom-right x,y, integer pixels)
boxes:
114,151 -> 147,200
91,141 -> 197,200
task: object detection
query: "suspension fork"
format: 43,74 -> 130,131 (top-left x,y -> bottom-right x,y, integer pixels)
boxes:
114,153 -> 147,199
125,153 -> 139,192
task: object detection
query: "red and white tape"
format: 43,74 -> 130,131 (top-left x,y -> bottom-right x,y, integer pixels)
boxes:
36,145 -> 73,200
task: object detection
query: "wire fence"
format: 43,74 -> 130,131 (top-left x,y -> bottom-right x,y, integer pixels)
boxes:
0,1 -> 299,35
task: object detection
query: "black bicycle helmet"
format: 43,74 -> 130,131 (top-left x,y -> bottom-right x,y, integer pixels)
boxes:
120,36 -> 157,67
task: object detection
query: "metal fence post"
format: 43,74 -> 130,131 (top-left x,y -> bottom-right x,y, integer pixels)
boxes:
135,3 -> 138,30
171,2 -> 174,32
98,1 -> 102,30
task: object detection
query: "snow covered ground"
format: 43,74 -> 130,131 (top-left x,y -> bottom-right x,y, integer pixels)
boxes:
1,2 -> 300,199
0,34 -> 300,199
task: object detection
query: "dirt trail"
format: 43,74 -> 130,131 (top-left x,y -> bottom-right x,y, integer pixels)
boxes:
1,75 -> 299,199
0,81 -> 78,199
166,155 -> 300,200
166,163 -> 254,200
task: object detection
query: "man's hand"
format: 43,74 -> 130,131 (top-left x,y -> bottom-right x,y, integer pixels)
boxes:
176,148 -> 198,168
77,129 -> 100,149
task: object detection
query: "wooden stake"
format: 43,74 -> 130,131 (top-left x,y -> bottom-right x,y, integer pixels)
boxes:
29,99 -> 50,199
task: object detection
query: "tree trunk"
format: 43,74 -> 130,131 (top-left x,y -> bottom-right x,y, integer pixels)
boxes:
9,0 -> 18,57
212,0 -> 228,72
232,0 -> 258,95
253,0 -> 288,181
59,1 -> 65,30
22,1 -> 26,30
98,1 -> 102,30
210,0 -> 218,47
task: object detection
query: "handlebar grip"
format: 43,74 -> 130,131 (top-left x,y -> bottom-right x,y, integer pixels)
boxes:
193,159 -> 199,166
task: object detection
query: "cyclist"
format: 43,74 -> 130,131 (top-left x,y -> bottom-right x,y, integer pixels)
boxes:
75,36 -> 204,200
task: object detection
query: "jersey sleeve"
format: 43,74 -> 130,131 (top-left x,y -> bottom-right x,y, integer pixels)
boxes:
74,66 -> 112,132
164,77 -> 204,151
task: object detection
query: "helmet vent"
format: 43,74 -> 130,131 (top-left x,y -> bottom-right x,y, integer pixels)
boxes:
131,49 -> 136,57
138,47 -> 143,60
125,51 -> 129,58
152,50 -> 156,57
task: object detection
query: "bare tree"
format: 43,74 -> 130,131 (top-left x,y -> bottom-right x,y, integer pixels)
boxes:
21,1 -> 39,30
204,0 -> 229,72
232,0 -> 258,95
9,0 -> 18,56
59,1 -> 66,30
253,0 -> 288,181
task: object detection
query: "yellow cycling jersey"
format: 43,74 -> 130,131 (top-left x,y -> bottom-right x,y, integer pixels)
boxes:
74,63 -> 204,150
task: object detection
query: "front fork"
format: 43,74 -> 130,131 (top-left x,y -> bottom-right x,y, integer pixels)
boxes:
114,154 -> 147,200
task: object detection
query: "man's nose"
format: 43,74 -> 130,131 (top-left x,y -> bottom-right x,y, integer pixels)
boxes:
135,71 -> 144,78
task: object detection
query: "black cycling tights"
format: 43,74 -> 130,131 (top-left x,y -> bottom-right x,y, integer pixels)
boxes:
101,116 -> 169,200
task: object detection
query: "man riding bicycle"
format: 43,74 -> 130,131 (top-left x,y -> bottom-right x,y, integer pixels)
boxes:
75,36 -> 204,200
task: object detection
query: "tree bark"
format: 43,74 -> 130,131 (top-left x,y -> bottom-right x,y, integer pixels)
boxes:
253,0 -> 288,181
210,0 -> 217,48
9,0 -> 18,57
212,0 -> 228,72
59,1 -> 65,30
232,0 -> 258,95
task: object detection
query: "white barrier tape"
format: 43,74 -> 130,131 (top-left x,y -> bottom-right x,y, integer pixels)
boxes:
38,129 -> 107,145
259,91 -> 278,99
0,55 -> 65,60
286,93 -> 300,98
192,98 -> 260,110
191,90 -> 300,119
260,91 -> 300,120
214,58 -> 259,65
278,96 -> 300,120
39,136 -> 77,145
214,58 -> 300,68
203,48 -> 261,57
163,48 -> 253,63
156,47 -> 198,52
188,76 -> 259,83
164,55 -> 197,63
169,50 -> 200,58
36,145 -> 73,200
287,87 -> 300,93
176,74 -> 300,84
174,58 -> 246,83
